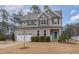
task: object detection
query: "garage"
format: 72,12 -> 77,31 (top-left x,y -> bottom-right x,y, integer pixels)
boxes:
16,35 -> 32,42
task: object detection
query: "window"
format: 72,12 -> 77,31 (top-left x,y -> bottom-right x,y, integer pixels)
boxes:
27,21 -> 31,25
52,19 -> 54,24
58,19 -> 59,24
34,20 -> 36,25
44,30 -> 46,36
29,21 -> 32,25
44,20 -> 46,24
47,19 -> 48,24
41,20 -> 47,24
41,20 -> 43,24
52,18 -> 59,24
37,30 -> 39,36
55,21 -> 57,24
27,20 -> 36,25
54,18 -> 58,24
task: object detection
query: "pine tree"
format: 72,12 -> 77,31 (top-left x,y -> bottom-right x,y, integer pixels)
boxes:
30,5 -> 41,13
44,5 -> 50,10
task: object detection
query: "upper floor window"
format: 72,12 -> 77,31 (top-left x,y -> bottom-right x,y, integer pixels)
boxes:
52,19 -> 54,24
58,19 -> 59,24
47,19 -> 48,24
52,18 -> 59,24
41,20 -> 47,25
41,20 -> 43,24
54,18 -> 58,24
44,20 -> 46,24
27,20 -> 36,25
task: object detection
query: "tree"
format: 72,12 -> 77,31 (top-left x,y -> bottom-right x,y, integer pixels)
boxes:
0,9 -> 9,21
12,14 -> 22,26
0,9 -> 9,34
17,9 -> 23,16
63,24 -> 71,37
0,31 -> 6,41
12,9 -> 23,24
12,33 -> 15,41
30,5 -> 41,13
63,23 -> 79,37
2,21 -> 8,34
44,5 -> 50,10
12,10 -> 23,35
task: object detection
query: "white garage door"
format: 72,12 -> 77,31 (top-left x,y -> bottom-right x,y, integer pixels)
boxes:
16,35 -> 32,42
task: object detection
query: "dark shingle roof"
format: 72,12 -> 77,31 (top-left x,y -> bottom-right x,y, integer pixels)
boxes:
22,13 -> 40,21
55,10 -> 62,17
21,10 -> 62,21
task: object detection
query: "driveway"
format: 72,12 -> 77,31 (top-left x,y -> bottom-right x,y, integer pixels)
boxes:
0,42 -> 79,54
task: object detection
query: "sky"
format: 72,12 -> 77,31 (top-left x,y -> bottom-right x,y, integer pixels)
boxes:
0,5 -> 79,26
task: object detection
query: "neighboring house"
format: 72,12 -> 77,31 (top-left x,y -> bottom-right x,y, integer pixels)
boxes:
6,23 -> 15,35
71,25 -> 79,40
6,16 -> 21,37
15,8 -> 62,42
0,16 -> 17,36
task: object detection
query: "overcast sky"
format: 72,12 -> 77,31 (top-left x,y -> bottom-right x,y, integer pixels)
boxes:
0,5 -> 79,26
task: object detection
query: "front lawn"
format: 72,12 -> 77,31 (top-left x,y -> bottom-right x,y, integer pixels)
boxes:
0,42 -> 79,53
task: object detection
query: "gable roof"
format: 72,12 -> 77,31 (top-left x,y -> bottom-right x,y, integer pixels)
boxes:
55,10 -> 62,17
37,12 -> 51,19
44,8 -> 62,17
21,8 -> 62,21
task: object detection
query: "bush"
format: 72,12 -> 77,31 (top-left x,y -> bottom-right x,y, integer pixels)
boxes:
12,33 -> 16,41
45,37 -> 50,42
31,36 -> 35,42
31,36 -> 50,42
0,35 -> 6,41
0,32 -> 6,41
58,34 -> 71,42
40,36 -> 44,42
31,36 -> 39,42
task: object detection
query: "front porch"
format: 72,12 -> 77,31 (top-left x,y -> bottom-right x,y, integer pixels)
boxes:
50,29 -> 60,41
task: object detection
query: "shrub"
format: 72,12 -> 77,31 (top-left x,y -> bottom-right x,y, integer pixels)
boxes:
31,36 -> 35,42
31,36 -> 50,42
31,36 -> 39,42
40,36 -> 44,42
0,32 -> 6,41
58,34 -> 71,42
45,36 -> 50,42
0,35 -> 6,41
12,33 -> 16,41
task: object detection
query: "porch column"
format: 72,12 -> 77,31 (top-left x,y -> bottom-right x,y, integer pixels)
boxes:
59,28 -> 62,36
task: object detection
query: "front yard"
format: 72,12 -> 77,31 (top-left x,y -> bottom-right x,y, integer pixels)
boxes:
0,42 -> 79,53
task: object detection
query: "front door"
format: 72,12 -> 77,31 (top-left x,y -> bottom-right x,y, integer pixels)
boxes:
51,31 -> 57,41
54,31 -> 57,39
50,30 -> 58,41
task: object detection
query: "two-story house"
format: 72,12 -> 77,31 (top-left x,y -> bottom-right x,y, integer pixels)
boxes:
15,8 -> 62,42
